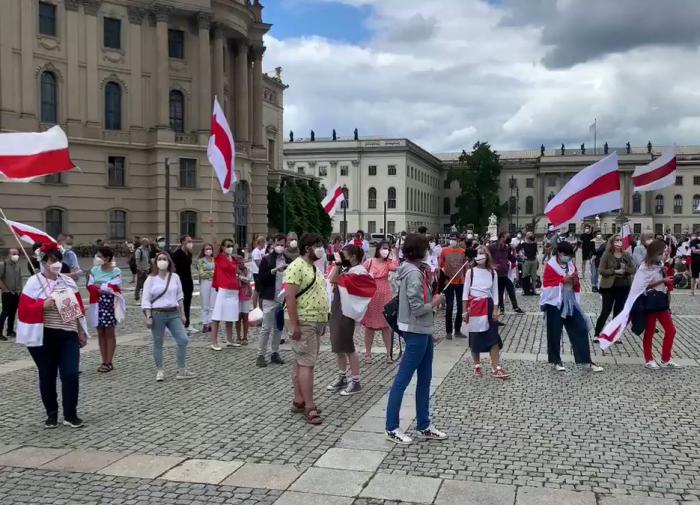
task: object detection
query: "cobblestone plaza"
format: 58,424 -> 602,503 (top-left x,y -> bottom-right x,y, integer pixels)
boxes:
1,273 -> 699,504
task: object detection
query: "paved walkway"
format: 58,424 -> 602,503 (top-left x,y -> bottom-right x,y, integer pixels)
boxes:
1,277 -> 699,503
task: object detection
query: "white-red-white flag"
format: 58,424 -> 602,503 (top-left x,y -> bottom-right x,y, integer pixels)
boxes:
632,147 -> 676,192
0,126 -> 75,182
207,97 -> 236,194
622,224 -> 633,254
321,184 -> 346,218
2,219 -> 57,245
336,265 -> 377,321
544,152 -> 621,230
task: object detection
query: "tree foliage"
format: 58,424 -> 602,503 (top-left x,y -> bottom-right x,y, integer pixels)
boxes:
267,179 -> 331,237
449,141 -> 507,233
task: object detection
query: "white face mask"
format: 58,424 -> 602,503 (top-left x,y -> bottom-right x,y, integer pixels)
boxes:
466,234 -> 473,240
475,254 -> 486,265
560,255 -> 572,263
10,254 -> 19,262
48,262 -> 62,274
274,245 -> 285,254
186,242 -> 193,251
313,247 -> 325,259
225,247 -> 234,255
157,259 -> 169,271
204,249 -> 213,257
157,241 -> 166,248
380,248 -> 390,259
449,240 -> 458,247
93,256 -> 105,267
289,240 -> 298,249
517,234 -> 522,239
596,235 -> 602,240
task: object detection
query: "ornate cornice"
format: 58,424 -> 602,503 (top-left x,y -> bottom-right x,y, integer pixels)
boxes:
127,6 -> 146,24
82,0 -> 102,16
250,45 -> 266,61
65,0 -> 81,12
330,161 -> 338,168
153,4 -> 171,23
197,12 -> 211,31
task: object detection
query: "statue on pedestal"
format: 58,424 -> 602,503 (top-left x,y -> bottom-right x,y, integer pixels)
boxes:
647,141 -> 652,154
540,144 -> 545,156
626,142 -> 631,154
310,130 -> 315,142
289,130 -> 294,142
560,144 -> 565,155
332,129 -> 337,141
488,213 -> 498,227
353,128 -> 359,141
581,143 -> 586,155
604,142 -> 609,154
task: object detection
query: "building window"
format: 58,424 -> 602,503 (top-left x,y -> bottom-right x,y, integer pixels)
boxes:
675,176 -> 683,186
547,175 -> 557,187
509,196 -> 517,215
655,194 -> 664,214
694,176 -> 700,186
40,71 -> 57,124
443,197 -> 450,216
320,185 -> 327,197
674,194 -> 683,214
632,192 -> 642,214
180,211 -> 197,238
368,187 -> 377,209
633,223 -> 641,234
694,223 -> 700,234
103,17 -> 121,49
108,156 -> 125,187
525,196 -> 534,214
169,90 -> 185,133
568,223 -> 576,234
340,165 -> 348,176
443,179 -> 450,189
319,166 -> 327,177
655,223 -> 663,235
388,165 -> 396,176
341,187 -> 349,209
693,195 -> 700,213
297,166 -> 305,175
548,192 -> 555,202
39,1 -> 56,36
267,139 -> 276,170
368,165 -> 377,176
526,178 -> 534,188
45,208 -> 63,239
179,158 -> 197,188
367,221 -> 376,234
387,221 -> 396,234
104,81 -> 122,130
387,187 -> 396,209
45,173 -> 62,184
674,223 -> 682,234
168,29 -> 185,59
109,210 -> 127,240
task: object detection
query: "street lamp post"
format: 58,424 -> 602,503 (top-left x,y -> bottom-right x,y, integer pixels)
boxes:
342,184 -> 348,239
164,157 -> 171,249
383,200 -> 387,239
281,178 -> 287,234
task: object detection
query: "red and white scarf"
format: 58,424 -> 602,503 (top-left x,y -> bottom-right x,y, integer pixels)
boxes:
540,256 -> 580,308
87,270 -> 126,328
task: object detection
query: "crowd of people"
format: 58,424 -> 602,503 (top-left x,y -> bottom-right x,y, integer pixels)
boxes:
0,224 -> 685,441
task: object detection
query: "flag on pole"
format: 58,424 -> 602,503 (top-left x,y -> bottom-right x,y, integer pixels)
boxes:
207,97 -> 236,194
2,219 -> 57,245
336,265 -> 377,321
544,152 -> 621,230
622,224 -> 633,253
321,184 -> 346,218
0,126 -> 75,182
632,147 -> 676,192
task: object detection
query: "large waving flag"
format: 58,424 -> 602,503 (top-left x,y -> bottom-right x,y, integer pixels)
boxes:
632,148 -> 676,192
207,97 -> 236,194
2,219 -> 57,245
545,152 -> 621,230
321,184 -> 346,219
336,265 -> 377,321
0,126 -> 75,182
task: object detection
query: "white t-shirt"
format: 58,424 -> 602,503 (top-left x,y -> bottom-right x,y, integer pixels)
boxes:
250,247 -> 265,274
141,273 -> 184,310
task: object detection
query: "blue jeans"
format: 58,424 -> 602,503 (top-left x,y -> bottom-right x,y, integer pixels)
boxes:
386,332 -> 433,432
151,311 -> 189,369
27,329 -> 80,419
590,261 -> 599,289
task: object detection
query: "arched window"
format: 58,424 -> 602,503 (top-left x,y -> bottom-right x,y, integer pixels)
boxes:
169,90 -> 184,133
45,208 -> 64,239
674,194 -> 683,214
632,192 -> 642,214
105,81 -> 122,130
109,210 -> 127,240
655,194 -> 664,214
40,71 -> 57,124
368,187 -> 377,209
693,194 -> 700,214
180,210 -> 197,239
509,196 -> 517,215
525,196 -> 534,215
443,197 -> 451,216
387,187 -> 396,209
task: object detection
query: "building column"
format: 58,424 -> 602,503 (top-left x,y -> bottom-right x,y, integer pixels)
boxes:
84,0 -> 101,127
19,0 -> 35,117
211,24 -> 225,107
537,172 -> 546,215
0,0 -> 17,112
234,42 -> 250,143
198,13 -> 212,132
127,7 -> 145,129
65,0 -> 81,124
155,6 -> 170,128
251,45 -> 265,147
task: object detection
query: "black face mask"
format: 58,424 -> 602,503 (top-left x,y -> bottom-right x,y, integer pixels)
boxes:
341,259 -> 352,269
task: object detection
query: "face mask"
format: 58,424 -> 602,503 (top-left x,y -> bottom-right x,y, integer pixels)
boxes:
204,249 -> 213,257
186,242 -> 193,251
48,262 -> 62,274
274,245 -> 285,254
429,242 -> 436,248
157,241 -> 166,248
313,247 -> 325,259
645,239 -> 653,246
466,234 -> 473,240
596,235 -> 602,240
93,256 -> 105,267
289,240 -> 298,249
379,248 -> 390,259
157,260 -> 169,271
10,254 -> 19,262
517,234 -> 522,239
475,254 -> 486,265
63,245 -> 72,251
560,255 -> 571,263
225,247 -> 234,255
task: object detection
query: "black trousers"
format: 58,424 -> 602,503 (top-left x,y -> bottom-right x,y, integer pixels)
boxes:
27,329 -> 80,419
594,286 -> 630,336
544,305 -> 592,365
134,271 -> 148,300
444,284 -> 464,334
497,277 -> 519,311
0,292 -> 20,334
182,280 -> 193,328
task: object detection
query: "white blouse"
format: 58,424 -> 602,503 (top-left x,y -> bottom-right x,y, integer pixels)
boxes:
463,267 -> 499,301
141,273 -> 184,310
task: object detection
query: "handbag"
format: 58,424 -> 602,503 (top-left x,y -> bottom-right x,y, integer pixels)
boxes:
642,289 -> 669,313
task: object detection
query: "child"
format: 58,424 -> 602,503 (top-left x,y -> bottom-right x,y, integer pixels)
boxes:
236,249 -> 253,345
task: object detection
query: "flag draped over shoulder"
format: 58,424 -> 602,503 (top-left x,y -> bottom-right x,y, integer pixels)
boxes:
321,184 -> 346,219
0,126 -> 75,182
207,97 -> 236,193
86,271 -> 126,328
544,152 -> 621,230
2,219 -> 57,245
632,148 -> 676,192
336,264 -> 377,322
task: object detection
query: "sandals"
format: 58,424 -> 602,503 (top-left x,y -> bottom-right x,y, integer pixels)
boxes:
241,337 -> 249,346
291,401 -> 322,414
364,355 -> 373,365
304,407 -> 322,425
97,363 -> 113,373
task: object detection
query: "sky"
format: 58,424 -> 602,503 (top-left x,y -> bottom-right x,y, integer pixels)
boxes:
262,0 -> 700,153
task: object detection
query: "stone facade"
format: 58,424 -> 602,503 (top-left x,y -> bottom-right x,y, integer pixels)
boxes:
0,0 -> 282,250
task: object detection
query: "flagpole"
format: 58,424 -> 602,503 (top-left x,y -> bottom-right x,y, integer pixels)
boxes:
0,208 -> 39,276
209,95 -> 216,218
594,118 -> 597,155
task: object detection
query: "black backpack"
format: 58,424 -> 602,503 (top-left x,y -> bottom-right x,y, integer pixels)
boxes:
383,294 -> 403,361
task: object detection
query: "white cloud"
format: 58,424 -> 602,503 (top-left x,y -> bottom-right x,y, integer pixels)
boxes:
264,0 -> 700,153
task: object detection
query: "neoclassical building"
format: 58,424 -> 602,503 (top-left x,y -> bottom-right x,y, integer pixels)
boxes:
0,0 -> 282,249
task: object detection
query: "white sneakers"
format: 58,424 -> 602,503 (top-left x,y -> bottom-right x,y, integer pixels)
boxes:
588,363 -> 604,373
210,344 -> 222,351
645,359 -> 682,370
386,425 -> 448,445
155,369 -> 165,382
645,360 -> 660,370
554,363 -> 567,372
156,369 -> 197,381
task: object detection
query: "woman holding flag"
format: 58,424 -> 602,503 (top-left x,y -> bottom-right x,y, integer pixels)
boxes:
593,234 -> 634,342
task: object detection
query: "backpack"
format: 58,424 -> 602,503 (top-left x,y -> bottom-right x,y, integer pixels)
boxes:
382,296 -> 403,360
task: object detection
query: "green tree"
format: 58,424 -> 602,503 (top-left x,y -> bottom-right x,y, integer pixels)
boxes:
267,178 -> 331,237
449,141 -> 506,233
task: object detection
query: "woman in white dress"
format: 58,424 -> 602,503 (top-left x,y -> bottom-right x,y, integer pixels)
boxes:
209,239 -> 241,351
